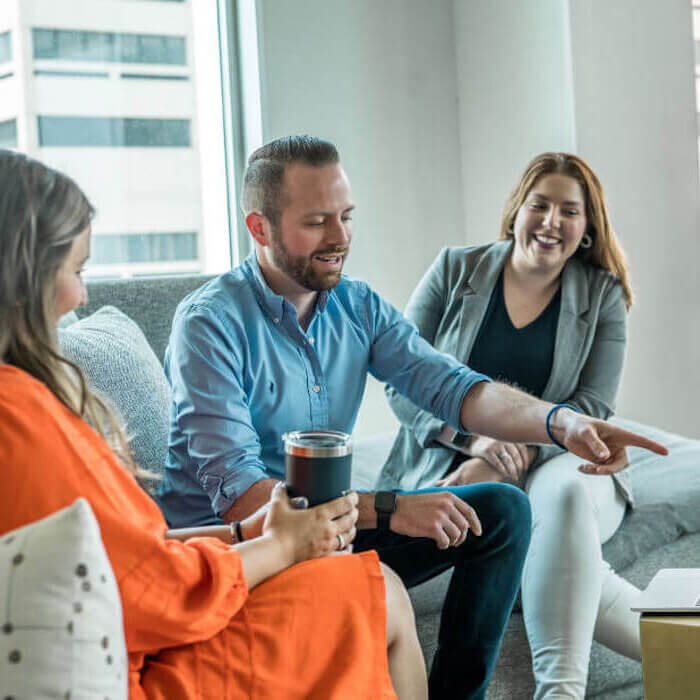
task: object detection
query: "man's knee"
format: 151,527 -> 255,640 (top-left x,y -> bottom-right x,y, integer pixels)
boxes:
461,482 -> 531,527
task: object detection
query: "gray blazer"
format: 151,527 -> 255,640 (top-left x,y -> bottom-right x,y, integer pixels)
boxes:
377,240 -> 631,501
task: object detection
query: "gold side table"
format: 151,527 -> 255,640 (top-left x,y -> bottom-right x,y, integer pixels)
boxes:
640,614 -> 700,699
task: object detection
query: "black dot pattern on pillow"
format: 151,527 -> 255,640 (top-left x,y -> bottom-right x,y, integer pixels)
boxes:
0,499 -> 127,697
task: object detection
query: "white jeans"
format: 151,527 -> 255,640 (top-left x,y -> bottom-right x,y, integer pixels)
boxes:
523,453 -> 642,699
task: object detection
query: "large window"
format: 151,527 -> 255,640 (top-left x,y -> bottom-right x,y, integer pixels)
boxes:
38,117 -> 191,147
0,0 -> 257,278
0,31 -> 10,63
33,28 -> 186,65
0,119 -> 17,148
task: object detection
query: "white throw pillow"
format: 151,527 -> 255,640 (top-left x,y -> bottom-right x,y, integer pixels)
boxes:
0,499 -> 127,699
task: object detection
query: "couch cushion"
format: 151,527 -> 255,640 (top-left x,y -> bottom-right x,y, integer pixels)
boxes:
58,310 -> 79,328
59,306 -> 171,476
0,499 -> 127,698
83,274 -> 214,362
602,416 -> 700,571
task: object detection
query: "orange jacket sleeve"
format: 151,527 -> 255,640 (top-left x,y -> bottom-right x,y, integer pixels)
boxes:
0,367 -> 249,653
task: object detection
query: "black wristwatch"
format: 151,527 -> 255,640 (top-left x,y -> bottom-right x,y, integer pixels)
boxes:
450,430 -> 470,450
374,491 -> 398,531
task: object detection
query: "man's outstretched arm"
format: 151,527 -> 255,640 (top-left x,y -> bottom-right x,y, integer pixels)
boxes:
459,381 -> 668,472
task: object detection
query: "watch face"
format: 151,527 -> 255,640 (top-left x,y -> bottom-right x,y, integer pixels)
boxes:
375,491 -> 397,513
451,432 -> 469,448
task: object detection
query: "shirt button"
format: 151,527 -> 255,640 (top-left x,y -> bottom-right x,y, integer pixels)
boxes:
308,337 -> 315,344
312,384 -> 321,393
273,317 -> 280,324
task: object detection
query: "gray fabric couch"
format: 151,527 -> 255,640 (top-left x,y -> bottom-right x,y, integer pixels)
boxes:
79,274 -> 700,700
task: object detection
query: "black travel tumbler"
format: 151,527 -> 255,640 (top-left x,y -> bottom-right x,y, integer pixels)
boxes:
283,430 -> 352,506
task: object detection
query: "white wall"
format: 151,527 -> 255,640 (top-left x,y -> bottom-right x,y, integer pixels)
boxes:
256,0 -> 700,439
453,0 -> 577,244
257,0 -> 464,437
569,0 -> 700,436
452,0 -> 700,437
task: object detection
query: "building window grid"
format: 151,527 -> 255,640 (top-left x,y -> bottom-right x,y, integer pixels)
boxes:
34,68 -> 189,81
0,119 -> 17,148
91,232 -> 197,265
31,17 -> 204,273
9,0 -> 249,278
120,72 -> 189,81
0,31 -> 11,64
34,69 -> 110,79
32,28 -> 186,66
38,116 -> 191,148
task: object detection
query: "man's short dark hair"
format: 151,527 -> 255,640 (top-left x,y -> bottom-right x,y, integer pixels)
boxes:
240,135 -> 340,226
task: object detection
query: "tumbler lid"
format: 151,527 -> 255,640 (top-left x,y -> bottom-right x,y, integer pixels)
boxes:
282,430 -> 353,457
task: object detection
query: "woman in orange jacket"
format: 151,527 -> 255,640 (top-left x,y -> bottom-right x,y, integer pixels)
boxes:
0,149 -> 427,699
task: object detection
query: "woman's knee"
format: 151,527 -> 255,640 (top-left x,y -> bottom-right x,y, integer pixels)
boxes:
530,472 -> 593,527
381,562 -> 415,645
528,459 -> 623,543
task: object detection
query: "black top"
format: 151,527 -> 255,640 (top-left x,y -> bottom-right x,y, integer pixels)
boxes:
467,271 -> 561,398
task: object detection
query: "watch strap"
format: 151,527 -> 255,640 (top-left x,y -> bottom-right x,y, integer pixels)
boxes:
377,511 -> 392,530
374,491 -> 398,531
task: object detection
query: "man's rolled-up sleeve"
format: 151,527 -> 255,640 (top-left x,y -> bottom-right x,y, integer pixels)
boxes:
362,286 -> 491,434
167,304 -> 269,516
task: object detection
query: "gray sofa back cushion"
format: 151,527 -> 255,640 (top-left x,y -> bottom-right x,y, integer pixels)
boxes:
82,275 -> 214,362
59,306 -> 171,477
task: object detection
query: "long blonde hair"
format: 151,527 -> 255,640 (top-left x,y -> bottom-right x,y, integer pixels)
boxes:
500,152 -> 633,309
0,150 -> 136,471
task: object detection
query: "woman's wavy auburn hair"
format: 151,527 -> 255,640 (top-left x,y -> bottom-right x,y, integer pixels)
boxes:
499,152 -> 633,309
0,149 -> 137,471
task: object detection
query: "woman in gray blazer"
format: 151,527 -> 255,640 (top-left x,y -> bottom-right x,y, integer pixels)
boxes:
380,153 -> 639,699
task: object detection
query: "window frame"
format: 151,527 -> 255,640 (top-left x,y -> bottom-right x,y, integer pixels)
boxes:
217,0 -> 250,264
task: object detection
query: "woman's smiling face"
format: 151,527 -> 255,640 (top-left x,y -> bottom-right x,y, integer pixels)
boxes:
511,173 -> 588,275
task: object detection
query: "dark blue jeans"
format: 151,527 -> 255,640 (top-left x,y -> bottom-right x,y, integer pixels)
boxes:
353,483 -> 531,700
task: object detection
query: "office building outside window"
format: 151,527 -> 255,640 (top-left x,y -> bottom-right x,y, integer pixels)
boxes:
37,117 -> 191,148
32,29 -> 187,65
0,0 -> 238,279
0,31 -> 11,63
0,119 -> 17,148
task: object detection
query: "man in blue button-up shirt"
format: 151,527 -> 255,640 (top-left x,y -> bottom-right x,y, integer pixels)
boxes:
159,135 -> 666,698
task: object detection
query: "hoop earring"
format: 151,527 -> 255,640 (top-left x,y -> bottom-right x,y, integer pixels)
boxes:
579,233 -> 593,249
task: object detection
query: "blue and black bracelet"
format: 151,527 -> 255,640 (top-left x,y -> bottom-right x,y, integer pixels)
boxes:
545,403 -> 580,450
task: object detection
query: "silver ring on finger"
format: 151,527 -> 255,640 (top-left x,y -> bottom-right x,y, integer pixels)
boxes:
499,451 -> 509,460
336,533 -> 345,550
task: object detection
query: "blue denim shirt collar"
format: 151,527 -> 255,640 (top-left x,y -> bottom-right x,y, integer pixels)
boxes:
242,252 -> 331,324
